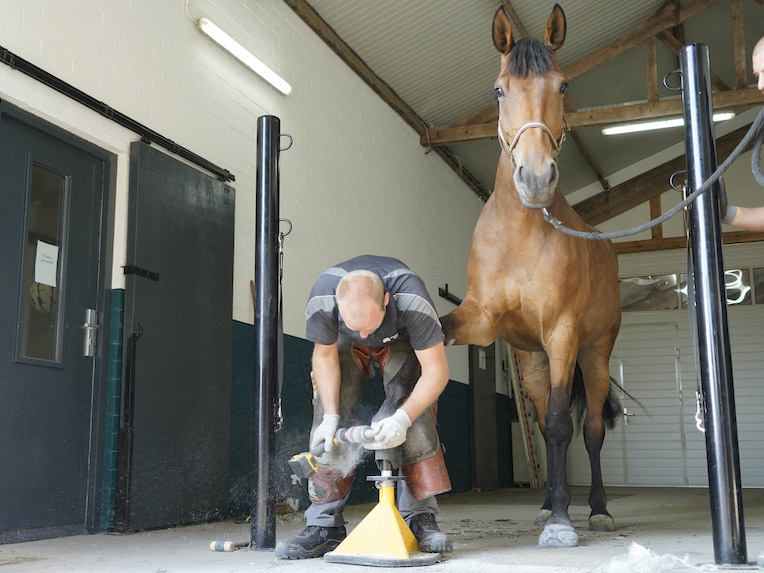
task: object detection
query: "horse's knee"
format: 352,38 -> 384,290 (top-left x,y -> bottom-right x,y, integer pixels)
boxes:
545,387 -> 573,446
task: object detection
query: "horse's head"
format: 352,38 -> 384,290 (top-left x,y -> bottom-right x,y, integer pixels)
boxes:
493,4 -> 567,209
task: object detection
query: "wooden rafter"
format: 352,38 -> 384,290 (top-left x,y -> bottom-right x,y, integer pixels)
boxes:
431,0 -> 724,148
569,129 -> 610,191
500,0 -> 529,38
419,88 -> 762,146
649,196 -> 663,240
731,0 -> 748,89
574,124 -> 752,225
615,231 -> 764,254
563,0 -> 721,79
657,31 -> 731,91
281,0 -> 489,200
646,36 -> 659,102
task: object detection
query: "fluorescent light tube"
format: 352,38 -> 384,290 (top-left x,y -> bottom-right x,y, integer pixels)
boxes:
602,112 -> 735,135
197,17 -> 292,95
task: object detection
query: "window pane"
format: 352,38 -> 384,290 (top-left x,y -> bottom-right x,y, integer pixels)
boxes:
620,274 -> 679,312
754,268 -> 764,304
18,164 -> 65,362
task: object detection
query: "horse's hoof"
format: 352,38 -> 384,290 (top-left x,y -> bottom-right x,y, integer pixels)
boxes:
534,509 -> 552,526
538,523 -> 578,547
589,514 -> 616,532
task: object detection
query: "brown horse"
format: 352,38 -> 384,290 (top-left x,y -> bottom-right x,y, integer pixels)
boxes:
440,4 -> 622,547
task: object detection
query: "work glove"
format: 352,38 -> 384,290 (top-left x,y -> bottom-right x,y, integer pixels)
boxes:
721,205 -> 739,225
310,413 -> 340,453
718,179 -> 738,225
364,409 -> 411,450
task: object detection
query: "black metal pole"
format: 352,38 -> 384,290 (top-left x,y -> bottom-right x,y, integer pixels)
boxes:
252,115 -> 281,549
680,44 -> 747,566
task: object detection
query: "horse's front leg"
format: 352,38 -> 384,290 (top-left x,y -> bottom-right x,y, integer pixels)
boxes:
514,350 -> 577,547
440,299 -> 497,347
539,380 -> 577,547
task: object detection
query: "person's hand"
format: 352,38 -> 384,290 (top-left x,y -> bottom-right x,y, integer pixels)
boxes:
363,409 -> 412,450
311,414 -> 340,452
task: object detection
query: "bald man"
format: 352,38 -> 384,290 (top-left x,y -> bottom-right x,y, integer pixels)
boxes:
276,255 -> 453,560
722,36 -> 764,229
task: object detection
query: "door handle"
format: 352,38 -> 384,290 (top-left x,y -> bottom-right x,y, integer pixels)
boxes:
82,308 -> 98,357
623,407 -> 636,426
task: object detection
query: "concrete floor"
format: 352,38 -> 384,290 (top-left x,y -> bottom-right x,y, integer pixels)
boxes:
2,486 -> 764,573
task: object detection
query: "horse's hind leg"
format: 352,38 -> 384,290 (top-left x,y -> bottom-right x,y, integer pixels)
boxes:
579,349 -> 617,532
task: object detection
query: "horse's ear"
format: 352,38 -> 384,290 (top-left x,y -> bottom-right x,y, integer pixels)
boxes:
492,6 -> 514,55
544,4 -> 566,52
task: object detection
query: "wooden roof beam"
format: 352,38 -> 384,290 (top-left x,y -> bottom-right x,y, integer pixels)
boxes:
657,31 -> 732,91
574,124 -> 752,225
731,0 -> 748,89
444,0 -> 723,138
419,88 -> 762,146
563,0 -> 721,79
500,0 -> 529,38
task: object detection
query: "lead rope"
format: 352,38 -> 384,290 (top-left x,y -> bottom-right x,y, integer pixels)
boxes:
679,187 -> 706,433
274,132 -> 293,434
541,106 -> 764,240
275,218 -> 292,433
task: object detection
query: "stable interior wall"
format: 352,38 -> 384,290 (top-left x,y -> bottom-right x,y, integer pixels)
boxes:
0,0 -> 490,526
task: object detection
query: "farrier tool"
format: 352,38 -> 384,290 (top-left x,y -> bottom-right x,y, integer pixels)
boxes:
288,425 -> 376,478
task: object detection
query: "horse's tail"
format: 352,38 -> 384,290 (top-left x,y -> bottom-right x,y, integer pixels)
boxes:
569,362 -> 622,432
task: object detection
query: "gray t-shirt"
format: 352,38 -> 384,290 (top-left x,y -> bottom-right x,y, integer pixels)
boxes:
305,255 -> 444,350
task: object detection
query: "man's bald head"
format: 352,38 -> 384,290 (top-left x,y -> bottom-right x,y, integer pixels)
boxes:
753,36 -> 764,92
336,271 -> 388,337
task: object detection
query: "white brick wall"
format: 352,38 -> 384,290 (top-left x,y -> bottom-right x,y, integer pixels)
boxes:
0,0 -> 483,382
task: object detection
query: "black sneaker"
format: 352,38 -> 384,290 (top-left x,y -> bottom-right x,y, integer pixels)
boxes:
274,525 -> 346,559
408,513 -> 452,553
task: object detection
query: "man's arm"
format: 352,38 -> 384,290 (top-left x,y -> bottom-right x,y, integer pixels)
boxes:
312,342 -> 341,415
366,341 -> 449,450
400,342 -> 450,422
310,342 -> 343,452
725,205 -> 764,232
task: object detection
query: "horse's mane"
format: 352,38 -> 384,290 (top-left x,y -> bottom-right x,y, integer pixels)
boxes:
505,37 -> 554,78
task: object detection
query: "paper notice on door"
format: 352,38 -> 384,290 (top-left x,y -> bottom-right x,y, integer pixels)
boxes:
35,240 -> 59,287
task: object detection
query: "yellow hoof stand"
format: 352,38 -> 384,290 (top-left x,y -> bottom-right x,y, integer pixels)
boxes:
324,467 -> 441,567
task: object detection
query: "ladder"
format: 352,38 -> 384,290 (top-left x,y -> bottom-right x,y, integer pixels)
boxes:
506,344 -> 543,489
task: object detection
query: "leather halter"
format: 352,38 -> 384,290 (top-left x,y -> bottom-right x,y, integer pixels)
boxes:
498,119 -> 566,170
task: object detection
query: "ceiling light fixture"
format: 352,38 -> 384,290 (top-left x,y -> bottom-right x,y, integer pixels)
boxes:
601,112 -> 735,135
197,17 -> 292,95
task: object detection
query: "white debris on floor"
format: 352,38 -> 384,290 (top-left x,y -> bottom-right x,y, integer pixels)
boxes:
597,542 -> 720,572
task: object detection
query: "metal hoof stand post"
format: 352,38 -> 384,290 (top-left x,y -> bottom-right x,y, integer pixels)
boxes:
252,115 -> 282,549
679,44 -> 747,566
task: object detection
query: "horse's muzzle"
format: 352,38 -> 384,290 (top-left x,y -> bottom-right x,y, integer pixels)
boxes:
514,160 -> 559,208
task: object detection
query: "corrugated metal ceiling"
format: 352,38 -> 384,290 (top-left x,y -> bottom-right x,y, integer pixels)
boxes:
302,0 -> 764,201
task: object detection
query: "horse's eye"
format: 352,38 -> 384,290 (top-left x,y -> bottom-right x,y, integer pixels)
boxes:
494,86 -> 505,99
559,82 -> 569,95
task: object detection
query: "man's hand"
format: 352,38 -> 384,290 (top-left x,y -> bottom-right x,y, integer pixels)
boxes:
311,413 -> 340,452
364,409 -> 412,450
